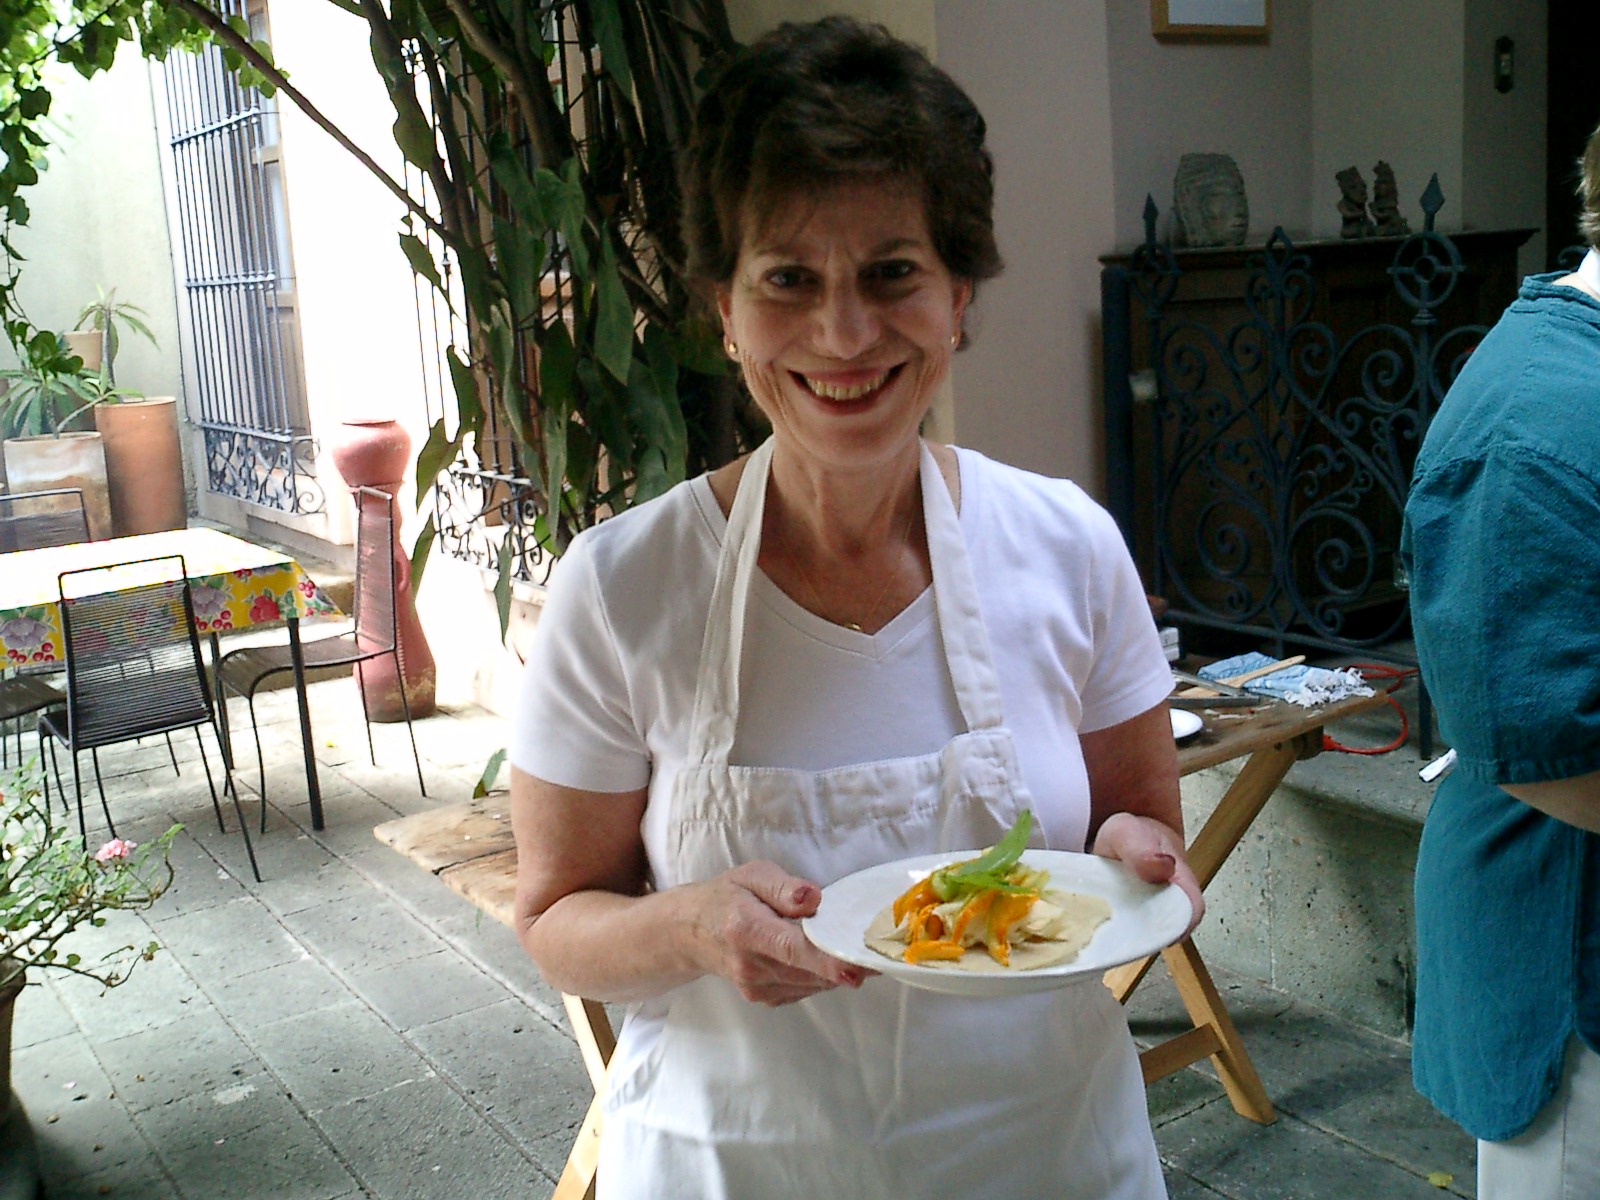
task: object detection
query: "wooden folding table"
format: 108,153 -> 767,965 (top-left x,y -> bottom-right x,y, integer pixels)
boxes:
1108,688 -> 1389,1123
374,686 -> 1387,1194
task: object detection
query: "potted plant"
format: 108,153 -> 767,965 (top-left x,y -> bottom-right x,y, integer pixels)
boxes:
73,288 -> 185,536
1,760 -> 178,1132
0,339 -> 114,538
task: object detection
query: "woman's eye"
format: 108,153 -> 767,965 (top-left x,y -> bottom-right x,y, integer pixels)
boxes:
766,267 -> 807,289
867,260 -> 917,284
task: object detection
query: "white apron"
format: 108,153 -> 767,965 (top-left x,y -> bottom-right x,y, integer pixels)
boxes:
597,438 -> 1164,1199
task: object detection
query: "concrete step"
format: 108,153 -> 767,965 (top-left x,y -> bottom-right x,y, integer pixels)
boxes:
1181,651 -> 1435,1041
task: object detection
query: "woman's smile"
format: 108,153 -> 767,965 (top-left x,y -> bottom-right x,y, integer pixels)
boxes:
795,364 -> 902,405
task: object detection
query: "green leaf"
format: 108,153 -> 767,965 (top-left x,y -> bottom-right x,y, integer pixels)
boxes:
492,216 -> 546,326
627,326 -> 687,502
473,748 -> 508,798
445,346 -> 484,433
537,320 -> 576,420
590,0 -> 633,95
542,404 -> 568,533
413,417 -> 456,509
397,232 -> 443,293
593,240 -> 635,384
18,88 -> 50,120
489,135 -> 546,228
392,104 -> 436,170
409,512 -> 437,597
493,535 -> 514,640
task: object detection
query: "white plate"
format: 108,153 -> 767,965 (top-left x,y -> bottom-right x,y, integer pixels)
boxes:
1170,708 -> 1204,741
801,849 -> 1191,997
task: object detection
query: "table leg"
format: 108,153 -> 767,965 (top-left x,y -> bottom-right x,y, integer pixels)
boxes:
550,1093 -> 603,1200
1160,937 -> 1277,1124
1106,734 -> 1311,1004
286,616 -> 325,830
209,632 -> 234,772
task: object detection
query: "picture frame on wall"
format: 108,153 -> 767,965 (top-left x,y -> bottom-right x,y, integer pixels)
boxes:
1152,0 -> 1271,40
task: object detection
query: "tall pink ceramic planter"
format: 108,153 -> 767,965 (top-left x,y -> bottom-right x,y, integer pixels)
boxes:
330,418 -> 436,721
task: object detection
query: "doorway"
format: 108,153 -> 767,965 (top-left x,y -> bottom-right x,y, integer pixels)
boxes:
1545,0 -> 1600,268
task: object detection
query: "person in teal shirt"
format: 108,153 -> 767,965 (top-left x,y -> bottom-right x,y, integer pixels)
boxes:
1401,122 -> 1600,1199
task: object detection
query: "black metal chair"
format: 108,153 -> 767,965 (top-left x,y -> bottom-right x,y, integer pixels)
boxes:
217,487 -> 425,825
37,554 -> 260,881
0,488 -> 89,764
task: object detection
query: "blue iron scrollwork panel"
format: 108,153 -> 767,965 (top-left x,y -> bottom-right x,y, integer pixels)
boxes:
1104,182 -> 1539,753
1122,182 -> 1491,657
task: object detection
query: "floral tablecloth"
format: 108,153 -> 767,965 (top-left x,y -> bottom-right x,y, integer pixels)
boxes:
0,527 -> 341,667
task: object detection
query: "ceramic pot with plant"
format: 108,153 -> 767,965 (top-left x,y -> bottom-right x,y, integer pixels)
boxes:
71,289 -> 184,535
0,341 -> 114,537
1,761 -> 178,1126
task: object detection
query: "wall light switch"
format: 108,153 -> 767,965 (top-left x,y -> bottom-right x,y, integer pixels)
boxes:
1494,36 -> 1514,93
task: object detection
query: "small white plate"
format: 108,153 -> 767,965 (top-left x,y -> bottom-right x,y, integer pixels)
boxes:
801,849 -> 1190,997
1170,709 -> 1204,740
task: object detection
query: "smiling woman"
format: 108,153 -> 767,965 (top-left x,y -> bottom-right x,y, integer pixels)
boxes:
506,16 -> 1199,1200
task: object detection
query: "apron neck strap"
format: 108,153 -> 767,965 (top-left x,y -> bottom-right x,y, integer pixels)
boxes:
684,439 -> 1005,765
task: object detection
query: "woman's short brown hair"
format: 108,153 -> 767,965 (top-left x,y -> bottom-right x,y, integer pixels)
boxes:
1580,121 -> 1600,248
681,16 -> 1002,296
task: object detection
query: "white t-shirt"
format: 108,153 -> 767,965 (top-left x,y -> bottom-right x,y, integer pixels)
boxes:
511,445 -> 1172,858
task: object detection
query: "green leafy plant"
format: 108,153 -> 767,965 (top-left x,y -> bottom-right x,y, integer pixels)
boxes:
0,336 -> 89,438
74,285 -> 158,387
0,334 -> 140,438
1,760 -> 179,992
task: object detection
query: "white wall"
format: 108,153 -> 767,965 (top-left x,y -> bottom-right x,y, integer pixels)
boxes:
3,56 -> 183,405
1311,0 -> 1466,241
935,0 -> 1117,492
1106,0 -> 1315,247
1462,0 -> 1548,275
267,3 -> 431,545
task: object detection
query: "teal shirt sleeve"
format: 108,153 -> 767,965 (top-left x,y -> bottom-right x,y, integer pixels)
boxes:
1405,443 -> 1600,787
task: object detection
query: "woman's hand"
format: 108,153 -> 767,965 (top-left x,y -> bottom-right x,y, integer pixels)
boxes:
679,861 -> 868,1007
1091,811 -> 1204,935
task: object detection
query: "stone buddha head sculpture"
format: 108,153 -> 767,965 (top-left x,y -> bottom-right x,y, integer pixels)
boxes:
1173,153 -> 1249,248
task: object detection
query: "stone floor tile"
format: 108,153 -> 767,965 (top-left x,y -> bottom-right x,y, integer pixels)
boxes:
249,1001 -> 433,1112
312,1076 -> 551,1200
405,998 -> 589,1149
93,1007 -> 263,1116
338,949 -> 511,1033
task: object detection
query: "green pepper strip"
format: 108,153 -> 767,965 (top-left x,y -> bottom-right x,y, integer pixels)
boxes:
931,809 -> 1033,901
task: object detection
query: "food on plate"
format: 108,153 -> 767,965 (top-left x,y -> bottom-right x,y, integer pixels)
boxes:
863,811 -> 1112,973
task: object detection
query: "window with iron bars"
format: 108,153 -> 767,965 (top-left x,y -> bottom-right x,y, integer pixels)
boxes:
159,0 -> 323,516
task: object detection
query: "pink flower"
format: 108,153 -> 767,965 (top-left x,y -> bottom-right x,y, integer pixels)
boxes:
95,838 -> 137,863
249,594 -> 281,623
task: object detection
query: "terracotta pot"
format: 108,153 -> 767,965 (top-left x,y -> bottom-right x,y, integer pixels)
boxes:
330,417 -> 411,487
63,330 -> 102,374
2,433 -> 113,539
329,419 -> 436,721
95,397 -> 186,536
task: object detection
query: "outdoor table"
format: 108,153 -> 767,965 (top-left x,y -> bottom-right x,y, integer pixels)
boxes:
373,687 -> 1387,1196
0,526 -> 343,829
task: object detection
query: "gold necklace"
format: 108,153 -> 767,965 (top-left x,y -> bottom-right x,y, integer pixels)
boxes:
782,497 -> 920,633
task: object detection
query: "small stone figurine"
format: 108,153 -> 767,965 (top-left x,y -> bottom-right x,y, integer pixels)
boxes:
1370,161 -> 1411,236
1336,167 -> 1376,239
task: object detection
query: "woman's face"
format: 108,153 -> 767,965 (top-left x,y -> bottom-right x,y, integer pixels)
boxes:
716,180 -> 970,475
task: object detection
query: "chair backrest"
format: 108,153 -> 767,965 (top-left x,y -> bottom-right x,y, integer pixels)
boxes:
352,486 -> 399,654
57,554 -> 213,749
0,488 -> 90,553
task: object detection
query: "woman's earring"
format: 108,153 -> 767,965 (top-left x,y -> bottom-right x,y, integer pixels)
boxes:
949,331 -> 961,349
725,340 -> 739,358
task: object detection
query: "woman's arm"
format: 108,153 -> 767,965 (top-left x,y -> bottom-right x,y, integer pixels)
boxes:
1502,771 -> 1600,833
511,767 -> 865,1005
1080,703 -> 1204,931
